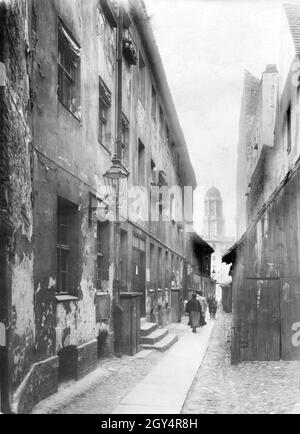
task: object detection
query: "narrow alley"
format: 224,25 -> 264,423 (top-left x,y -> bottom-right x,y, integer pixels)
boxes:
2,0 -> 300,418
31,310 -> 300,415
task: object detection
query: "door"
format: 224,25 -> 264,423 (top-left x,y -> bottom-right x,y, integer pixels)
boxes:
132,248 -> 146,317
243,278 -> 280,361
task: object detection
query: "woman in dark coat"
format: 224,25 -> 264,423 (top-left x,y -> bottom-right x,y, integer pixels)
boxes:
185,293 -> 203,333
208,296 -> 218,319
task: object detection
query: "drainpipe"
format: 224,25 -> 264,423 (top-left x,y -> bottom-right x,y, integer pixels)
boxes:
112,3 -> 124,356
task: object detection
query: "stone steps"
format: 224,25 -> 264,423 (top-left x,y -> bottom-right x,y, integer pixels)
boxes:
141,328 -> 169,345
140,320 -> 179,352
140,321 -> 159,337
142,333 -> 179,352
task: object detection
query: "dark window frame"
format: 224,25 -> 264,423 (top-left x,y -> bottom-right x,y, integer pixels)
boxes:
57,18 -> 81,120
151,85 -> 157,121
138,53 -> 146,106
287,104 -> 292,154
56,197 -> 78,294
96,221 -> 110,290
99,76 -> 112,153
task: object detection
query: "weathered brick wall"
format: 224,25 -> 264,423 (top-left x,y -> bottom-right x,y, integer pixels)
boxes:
0,0 -> 35,411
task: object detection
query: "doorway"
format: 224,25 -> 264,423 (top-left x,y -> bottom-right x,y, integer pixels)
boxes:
243,278 -> 281,361
132,235 -> 146,317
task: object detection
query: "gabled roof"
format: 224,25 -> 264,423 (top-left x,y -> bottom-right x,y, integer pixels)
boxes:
284,4 -> 300,58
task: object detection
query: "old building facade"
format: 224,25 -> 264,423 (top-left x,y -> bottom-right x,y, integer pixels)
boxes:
185,232 -> 214,301
223,4 -> 300,363
0,0 -> 206,413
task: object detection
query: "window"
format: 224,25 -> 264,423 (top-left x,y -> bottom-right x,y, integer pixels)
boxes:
121,113 -> 129,167
120,230 -> 128,287
287,104 -> 291,154
150,160 -> 156,185
57,198 -> 78,294
133,235 -> 146,251
159,193 -> 163,222
164,251 -> 169,289
151,86 -> 156,121
57,19 -> 81,119
138,53 -> 146,106
96,221 -> 110,290
157,247 -> 163,288
171,254 -> 175,281
150,243 -> 155,284
170,193 -> 175,223
165,125 -> 170,143
99,76 -> 112,151
159,106 -> 164,136
138,139 -> 145,186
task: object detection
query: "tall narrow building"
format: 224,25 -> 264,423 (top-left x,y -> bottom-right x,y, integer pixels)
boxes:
236,70 -> 260,238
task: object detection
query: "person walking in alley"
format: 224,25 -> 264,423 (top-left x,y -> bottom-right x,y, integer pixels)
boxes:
196,291 -> 208,321
185,293 -> 202,333
208,296 -> 218,319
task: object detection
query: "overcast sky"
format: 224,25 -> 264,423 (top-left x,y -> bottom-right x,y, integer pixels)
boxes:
144,0 -> 297,237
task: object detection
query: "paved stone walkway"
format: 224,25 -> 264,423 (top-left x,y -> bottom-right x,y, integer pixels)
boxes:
113,318 -> 215,414
182,311 -> 300,414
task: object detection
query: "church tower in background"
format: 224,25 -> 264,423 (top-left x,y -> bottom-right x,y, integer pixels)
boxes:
202,187 -> 235,287
203,187 -> 225,239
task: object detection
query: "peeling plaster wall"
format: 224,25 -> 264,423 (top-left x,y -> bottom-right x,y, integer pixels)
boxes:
0,0 -> 35,400
31,0 -> 117,360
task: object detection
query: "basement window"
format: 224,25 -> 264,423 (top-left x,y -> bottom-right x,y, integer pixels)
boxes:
57,19 -> 81,119
56,198 -> 78,294
99,76 -> 112,152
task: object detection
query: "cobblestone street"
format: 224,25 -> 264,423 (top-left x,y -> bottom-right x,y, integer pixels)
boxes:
32,310 -> 300,414
182,311 -> 300,414
32,350 -> 164,414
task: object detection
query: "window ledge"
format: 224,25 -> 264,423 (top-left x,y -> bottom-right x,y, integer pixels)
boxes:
58,100 -> 82,124
55,294 -> 79,302
98,140 -> 111,155
95,291 -> 110,296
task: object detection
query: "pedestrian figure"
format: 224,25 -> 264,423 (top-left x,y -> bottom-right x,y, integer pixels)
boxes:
196,291 -> 208,321
208,296 -> 218,319
185,293 -> 202,333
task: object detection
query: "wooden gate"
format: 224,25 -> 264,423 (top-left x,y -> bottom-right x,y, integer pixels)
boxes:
241,278 -> 281,361
132,240 -> 146,317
